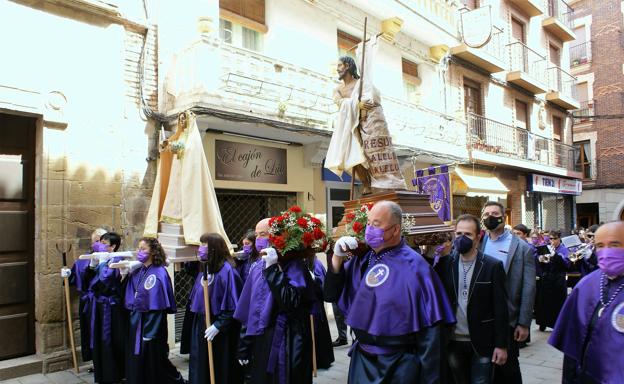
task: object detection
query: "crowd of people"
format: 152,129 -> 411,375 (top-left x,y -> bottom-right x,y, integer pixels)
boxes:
61,200 -> 623,383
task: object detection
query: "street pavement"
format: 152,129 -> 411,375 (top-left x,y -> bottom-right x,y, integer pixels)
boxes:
0,321 -> 562,384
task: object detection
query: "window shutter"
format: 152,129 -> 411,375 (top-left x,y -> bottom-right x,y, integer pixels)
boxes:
402,58 -> 419,78
220,0 -> 266,32
337,30 -> 361,53
242,0 -> 265,25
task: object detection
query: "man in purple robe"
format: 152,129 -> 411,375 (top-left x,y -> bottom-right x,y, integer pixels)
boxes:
324,200 -> 456,383
234,218 -> 315,384
549,221 -> 624,383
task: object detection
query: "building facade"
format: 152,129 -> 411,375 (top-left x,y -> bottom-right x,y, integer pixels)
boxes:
569,0 -> 624,227
449,0 -> 582,230
0,0 -> 157,377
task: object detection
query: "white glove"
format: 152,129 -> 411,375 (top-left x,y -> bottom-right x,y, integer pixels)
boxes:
89,257 -> 99,268
238,359 -> 249,366
61,267 -> 71,278
310,270 -> 316,280
262,248 -> 278,268
333,236 -> 358,257
98,252 -> 113,263
121,261 -> 143,277
204,325 -> 220,341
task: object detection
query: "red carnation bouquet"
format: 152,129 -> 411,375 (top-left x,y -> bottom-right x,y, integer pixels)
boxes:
343,202 -> 374,242
268,205 -> 327,255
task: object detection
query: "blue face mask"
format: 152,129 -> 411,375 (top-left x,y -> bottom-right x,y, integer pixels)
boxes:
454,235 -> 474,255
255,237 -> 270,252
365,225 -> 386,249
198,245 -> 208,261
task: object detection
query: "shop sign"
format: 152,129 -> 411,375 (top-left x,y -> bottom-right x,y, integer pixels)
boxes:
215,140 -> 287,184
530,174 -> 582,195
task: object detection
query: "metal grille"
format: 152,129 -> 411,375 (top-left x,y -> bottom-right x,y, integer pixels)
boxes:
215,189 -> 298,245
541,194 -> 573,232
174,267 -> 197,342
452,195 -> 487,219
523,194 -> 537,230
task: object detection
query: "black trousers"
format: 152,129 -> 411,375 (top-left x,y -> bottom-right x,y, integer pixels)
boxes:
493,327 -> 522,384
332,302 -> 347,341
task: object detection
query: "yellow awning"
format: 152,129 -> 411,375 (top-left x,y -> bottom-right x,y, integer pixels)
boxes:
453,167 -> 509,201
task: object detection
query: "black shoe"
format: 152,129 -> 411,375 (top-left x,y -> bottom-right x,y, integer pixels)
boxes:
332,338 -> 348,347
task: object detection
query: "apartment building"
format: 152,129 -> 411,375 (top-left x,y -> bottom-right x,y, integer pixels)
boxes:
569,0 -> 624,226
449,0 -> 582,229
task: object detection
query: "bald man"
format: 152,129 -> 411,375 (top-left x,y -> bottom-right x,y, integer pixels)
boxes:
234,218 -> 314,384
549,221 -> 624,383
324,201 -> 455,383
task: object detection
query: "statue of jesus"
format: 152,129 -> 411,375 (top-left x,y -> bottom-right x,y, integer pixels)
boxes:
325,42 -> 405,195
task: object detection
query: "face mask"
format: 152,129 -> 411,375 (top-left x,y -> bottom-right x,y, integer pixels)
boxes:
454,235 -> 474,255
365,225 -> 386,249
92,241 -> 107,253
243,244 -> 253,254
198,245 -> 208,261
484,215 -> 504,231
434,245 -> 445,256
137,250 -> 149,263
255,237 -> 270,252
597,248 -> 624,277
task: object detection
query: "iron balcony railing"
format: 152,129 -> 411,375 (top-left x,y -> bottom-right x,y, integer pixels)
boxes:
570,41 -> 592,66
547,66 -> 577,100
467,113 -> 580,172
508,41 -> 547,80
546,0 -> 574,30
572,100 -> 594,122
482,26 -> 506,62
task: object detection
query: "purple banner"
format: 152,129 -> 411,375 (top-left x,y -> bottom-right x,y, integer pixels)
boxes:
412,165 -> 451,222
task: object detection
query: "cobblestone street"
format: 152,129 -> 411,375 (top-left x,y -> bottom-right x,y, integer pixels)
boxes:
0,321 -> 562,384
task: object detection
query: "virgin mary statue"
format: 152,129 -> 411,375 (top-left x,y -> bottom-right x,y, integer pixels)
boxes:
144,111 -> 231,247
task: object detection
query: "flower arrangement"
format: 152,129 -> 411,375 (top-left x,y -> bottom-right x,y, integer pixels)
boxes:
343,202 -> 375,241
268,205 -> 327,255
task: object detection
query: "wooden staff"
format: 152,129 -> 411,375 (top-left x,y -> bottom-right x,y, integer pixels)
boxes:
202,262 -> 216,383
310,314 -> 317,377
350,17 -> 368,201
57,243 -> 79,373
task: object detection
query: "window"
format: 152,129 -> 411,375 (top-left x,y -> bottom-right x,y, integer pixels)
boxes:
337,30 -> 361,58
219,0 -> 266,51
402,58 -> 420,103
511,18 -> 525,43
515,100 -> 529,130
553,115 -> 563,141
464,79 -> 482,116
549,44 -> 561,67
574,141 -> 592,179
219,19 -> 263,51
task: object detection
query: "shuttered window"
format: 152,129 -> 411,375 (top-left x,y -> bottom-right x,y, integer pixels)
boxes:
337,30 -> 361,57
402,58 -> 421,103
220,0 -> 267,33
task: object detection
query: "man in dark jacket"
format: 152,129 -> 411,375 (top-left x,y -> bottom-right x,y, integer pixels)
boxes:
438,214 -> 509,384
480,202 -> 535,384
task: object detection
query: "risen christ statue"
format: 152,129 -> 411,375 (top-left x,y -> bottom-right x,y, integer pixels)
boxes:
325,45 -> 405,195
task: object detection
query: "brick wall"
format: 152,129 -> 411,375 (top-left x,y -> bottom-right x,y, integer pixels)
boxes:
591,0 -> 624,186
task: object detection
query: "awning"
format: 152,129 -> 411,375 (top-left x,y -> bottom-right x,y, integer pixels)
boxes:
453,167 -> 509,201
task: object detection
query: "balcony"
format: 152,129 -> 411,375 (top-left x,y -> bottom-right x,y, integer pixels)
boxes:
508,0 -> 544,17
382,95 -> 469,160
164,40 -> 337,131
542,0 -> 575,42
451,25 -> 506,73
467,113 -> 581,176
572,100 -> 594,123
570,41 -> 592,67
546,66 -> 580,110
506,42 -> 548,94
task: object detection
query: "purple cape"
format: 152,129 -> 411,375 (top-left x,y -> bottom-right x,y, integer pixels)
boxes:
70,259 -> 92,293
188,262 -> 242,315
339,240 -> 455,337
549,271 -> 624,382
313,258 -> 326,283
233,258 -> 308,336
124,265 -> 176,313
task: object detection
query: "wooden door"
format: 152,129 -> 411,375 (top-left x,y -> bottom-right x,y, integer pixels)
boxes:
0,113 -> 36,360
